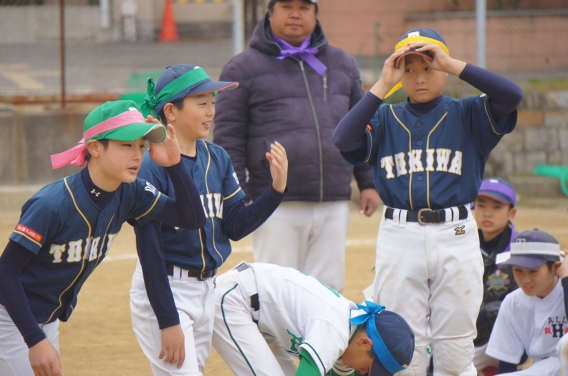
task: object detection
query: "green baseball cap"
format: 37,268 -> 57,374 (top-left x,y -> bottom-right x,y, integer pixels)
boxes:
85,100 -> 166,144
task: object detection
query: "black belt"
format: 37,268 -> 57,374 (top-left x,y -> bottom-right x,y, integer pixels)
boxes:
235,262 -> 260,318
165,263 -> 216,280
385,205 -> 468,225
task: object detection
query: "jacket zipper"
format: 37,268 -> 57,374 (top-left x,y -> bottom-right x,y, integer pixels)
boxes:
299,60 -> 324,202
323,73 -> 327,101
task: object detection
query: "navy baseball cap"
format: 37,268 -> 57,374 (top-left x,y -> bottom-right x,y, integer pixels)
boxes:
478,177 -> 517,207
502,229 -> 561,269
394,28 -> 448,68
154,64 -> 238,116
351,302 -> 414,376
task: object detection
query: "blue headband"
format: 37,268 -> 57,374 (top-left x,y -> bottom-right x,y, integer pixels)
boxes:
350,301 -> 405,375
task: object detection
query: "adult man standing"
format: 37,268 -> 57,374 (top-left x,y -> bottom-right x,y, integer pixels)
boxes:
214,0 -> 379,293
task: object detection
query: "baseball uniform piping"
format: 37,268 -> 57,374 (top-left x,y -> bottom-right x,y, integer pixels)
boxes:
389,105 -> 414,210
221,283 -> 258,375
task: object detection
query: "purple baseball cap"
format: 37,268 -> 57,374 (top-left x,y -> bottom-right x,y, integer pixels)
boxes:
351,302 -> 415,376
478,177 -> 517,207
502,229 -> 561,269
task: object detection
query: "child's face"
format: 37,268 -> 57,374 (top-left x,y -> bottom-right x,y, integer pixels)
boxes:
474,196 -> 516,241
341,334 -> 374,374
512,263 -> 559,298
175,93 -> 216,141
401,54 -> 447,104
90,138 -> 146,189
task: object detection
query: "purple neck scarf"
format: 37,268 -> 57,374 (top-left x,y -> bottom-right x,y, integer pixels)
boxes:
273,34 -> 327,76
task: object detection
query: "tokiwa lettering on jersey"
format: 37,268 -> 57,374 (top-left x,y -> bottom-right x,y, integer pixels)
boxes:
380,148 -> 463,178
342,94 -> 517,210
138,140 -> 245,272
6,173 -> 168,324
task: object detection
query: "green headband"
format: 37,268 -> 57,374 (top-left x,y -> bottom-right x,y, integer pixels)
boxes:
141,67 -> 210,118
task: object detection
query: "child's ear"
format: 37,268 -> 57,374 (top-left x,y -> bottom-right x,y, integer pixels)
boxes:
358,336 -> 373,351
509,207 -> 517,220
86,140 -> 100,158
163,103 -> 176,122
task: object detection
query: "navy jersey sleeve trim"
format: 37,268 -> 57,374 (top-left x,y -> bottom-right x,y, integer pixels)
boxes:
135,192 -> 163,221
0,241 -> 47,348
482,96 -> 503,136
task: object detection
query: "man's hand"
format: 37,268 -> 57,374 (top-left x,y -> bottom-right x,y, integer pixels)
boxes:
266,141 -> 288,193
147,117 -> 181,167
29,338 -> 62,376
159,324 -> 185,369
359,188 -> 380,217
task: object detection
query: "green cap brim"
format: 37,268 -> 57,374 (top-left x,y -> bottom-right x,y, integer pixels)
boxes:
96,122 -> 166,143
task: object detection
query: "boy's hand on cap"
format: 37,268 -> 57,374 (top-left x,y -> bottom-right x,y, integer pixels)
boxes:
409,42 -> 466,76
145,114 -> 161,124
371,46 -> 409,99
149,123 -> 181,167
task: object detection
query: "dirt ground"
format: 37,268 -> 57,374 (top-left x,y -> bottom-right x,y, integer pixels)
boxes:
1,199 -> 567,375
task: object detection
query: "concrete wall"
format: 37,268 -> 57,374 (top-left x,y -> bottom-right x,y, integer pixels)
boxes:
488,91 -> 568,177
0,108 -> 86,185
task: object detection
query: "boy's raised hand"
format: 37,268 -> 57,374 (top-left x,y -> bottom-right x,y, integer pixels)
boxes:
369,47 -> 409,99
266,141 -> 288,193
407,42 -> 466,77
146,115 -> 181,167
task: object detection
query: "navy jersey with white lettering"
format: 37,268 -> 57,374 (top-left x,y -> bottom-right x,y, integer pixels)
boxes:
138,140 -> 245,271
342,95 -> 516,210
8,172 -> 167,323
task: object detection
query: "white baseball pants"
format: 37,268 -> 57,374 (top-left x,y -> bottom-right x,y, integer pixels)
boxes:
0,304 -> 60,376
130,261 -> 216,376
211,266 -> 296,376
252,201 -> 350,293
373,206 -> 483,376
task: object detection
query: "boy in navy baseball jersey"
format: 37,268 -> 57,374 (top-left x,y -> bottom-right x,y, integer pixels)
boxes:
333,27 -> 523,375
473,178 -> 519,373
212,262 -> 414,376
486,229 -> 568,375
131,64 -> 288,375
0,100 -> 205,376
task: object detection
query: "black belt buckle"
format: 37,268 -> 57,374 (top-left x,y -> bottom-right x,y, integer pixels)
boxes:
418,208 -> 434,225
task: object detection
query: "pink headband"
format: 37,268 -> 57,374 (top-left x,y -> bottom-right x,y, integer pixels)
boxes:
50,111 -> 146,169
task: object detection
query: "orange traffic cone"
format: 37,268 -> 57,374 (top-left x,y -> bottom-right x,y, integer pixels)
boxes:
159,0 -> 179,42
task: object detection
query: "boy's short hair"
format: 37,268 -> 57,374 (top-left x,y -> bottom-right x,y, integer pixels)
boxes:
477,177 -> 517,207
502,229 -> 561,269
267,0 -> 318,13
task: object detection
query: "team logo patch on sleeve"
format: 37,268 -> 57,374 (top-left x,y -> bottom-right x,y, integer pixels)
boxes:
15,224 -> 43,242
144,181 -> 157,195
